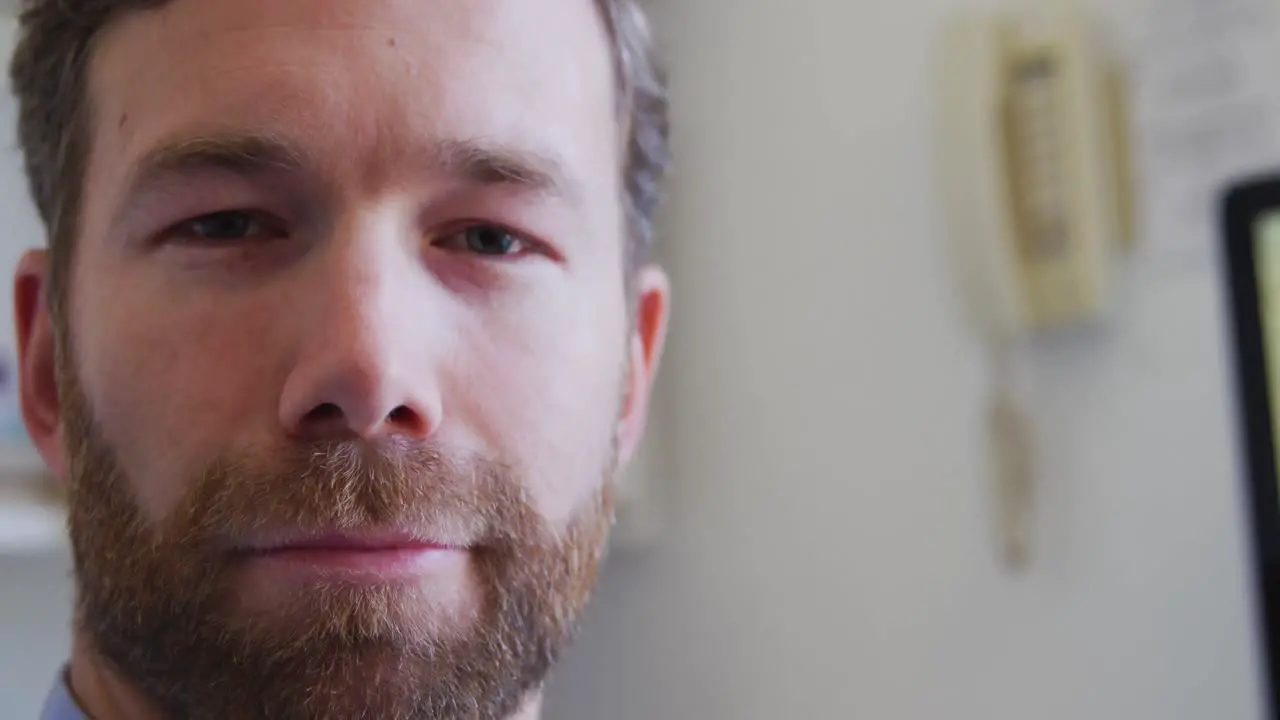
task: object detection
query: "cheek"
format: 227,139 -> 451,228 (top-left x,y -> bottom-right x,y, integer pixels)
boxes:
455,286 -> 627,527
71,272 -> 284,519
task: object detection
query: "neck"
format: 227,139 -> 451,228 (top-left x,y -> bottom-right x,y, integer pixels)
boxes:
67,626 -> 544,720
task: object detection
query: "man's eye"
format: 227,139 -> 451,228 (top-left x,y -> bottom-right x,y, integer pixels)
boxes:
177,211 -> 273,242
438,224 -> 529,256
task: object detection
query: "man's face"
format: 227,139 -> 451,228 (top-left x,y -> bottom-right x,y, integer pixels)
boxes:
13,0 -> 668,718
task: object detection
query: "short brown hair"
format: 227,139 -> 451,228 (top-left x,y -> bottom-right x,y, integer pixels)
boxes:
9,0 -> 670,316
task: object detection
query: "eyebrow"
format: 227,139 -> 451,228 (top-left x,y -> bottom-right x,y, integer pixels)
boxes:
429,137 -> 574,200
114,131 -> 578,226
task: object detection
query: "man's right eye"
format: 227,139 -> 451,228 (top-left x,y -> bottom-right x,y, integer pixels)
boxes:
173,211 -> 278,243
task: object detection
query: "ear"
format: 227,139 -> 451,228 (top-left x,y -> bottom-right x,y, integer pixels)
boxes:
14,250 -> 67,483
616,264 -> 671,467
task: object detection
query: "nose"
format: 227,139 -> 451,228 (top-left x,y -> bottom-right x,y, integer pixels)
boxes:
278,220 -> 444,442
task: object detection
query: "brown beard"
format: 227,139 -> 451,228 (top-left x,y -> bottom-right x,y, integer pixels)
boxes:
59,367 -> 615,720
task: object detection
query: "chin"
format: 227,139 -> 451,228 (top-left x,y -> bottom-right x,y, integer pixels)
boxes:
223,570 -> 482,649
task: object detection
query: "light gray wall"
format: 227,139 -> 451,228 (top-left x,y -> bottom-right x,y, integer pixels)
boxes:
547,0 -> 1264,717
0,553 -> 73,717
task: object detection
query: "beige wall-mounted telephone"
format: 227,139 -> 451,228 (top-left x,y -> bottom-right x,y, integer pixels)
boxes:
938,5 -> 1135,339
936,5 -> 1136,570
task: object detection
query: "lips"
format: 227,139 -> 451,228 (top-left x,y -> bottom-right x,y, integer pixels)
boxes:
231,531 -> 470,582
237,531 -> 464,556
259,533 -> 456,554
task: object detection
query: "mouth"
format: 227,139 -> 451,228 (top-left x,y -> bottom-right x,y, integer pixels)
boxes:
235,531 -> 469,581
249,532 -> 461,553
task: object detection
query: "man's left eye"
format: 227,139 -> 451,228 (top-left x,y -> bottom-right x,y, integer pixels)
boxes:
437,225 -> 530,257
181,211 -> 271,242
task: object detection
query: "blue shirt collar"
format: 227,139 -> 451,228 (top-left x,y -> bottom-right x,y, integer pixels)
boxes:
40,669 -> 87,720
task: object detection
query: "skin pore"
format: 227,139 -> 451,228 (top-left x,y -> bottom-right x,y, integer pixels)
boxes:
13,1 -> 669,718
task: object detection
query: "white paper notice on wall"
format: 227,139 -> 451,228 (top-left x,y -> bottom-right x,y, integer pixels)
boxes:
1134,0 -> 1280,260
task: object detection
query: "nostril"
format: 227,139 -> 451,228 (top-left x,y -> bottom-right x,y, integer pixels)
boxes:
387,405 -> 424,432
304,402 -> 345,425
290,401 -> 429,439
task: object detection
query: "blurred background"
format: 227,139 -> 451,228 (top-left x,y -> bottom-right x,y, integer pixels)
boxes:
3,0 -> 1278,717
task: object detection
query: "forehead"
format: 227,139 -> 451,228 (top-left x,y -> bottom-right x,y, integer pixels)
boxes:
84,0 -> 619,198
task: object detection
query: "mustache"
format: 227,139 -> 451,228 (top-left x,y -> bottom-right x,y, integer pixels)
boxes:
158,438 -> 535,552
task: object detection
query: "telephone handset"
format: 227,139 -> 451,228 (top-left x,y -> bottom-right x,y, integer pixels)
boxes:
936,5 -> 1136,570
938,5 -> 1134,338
